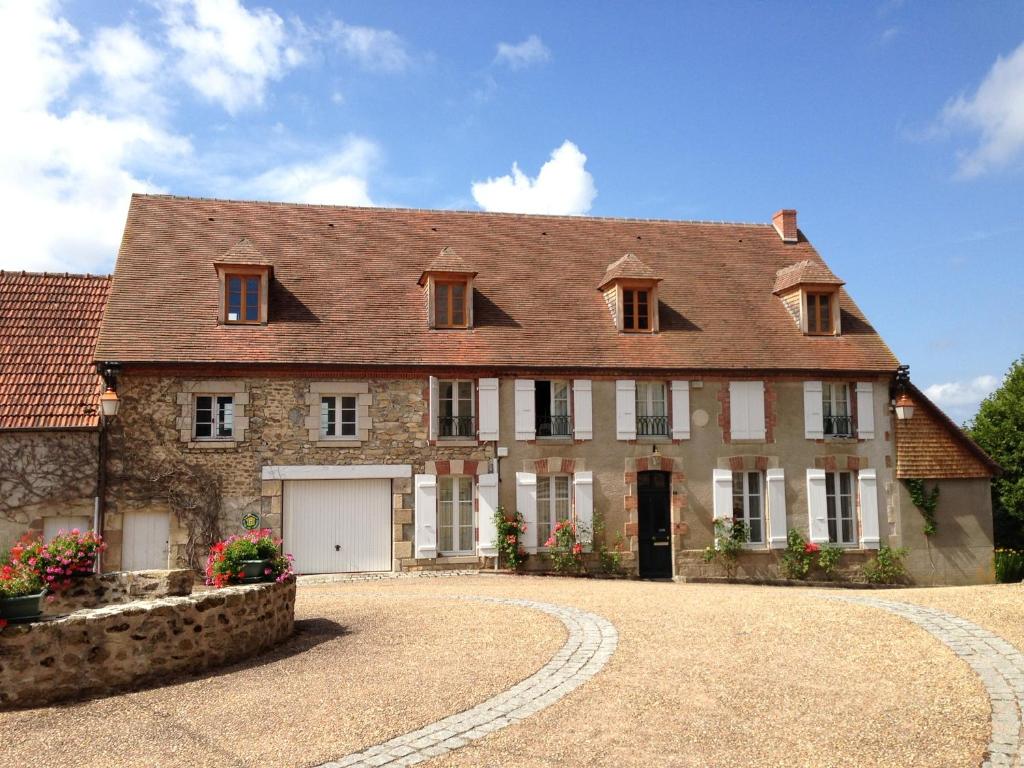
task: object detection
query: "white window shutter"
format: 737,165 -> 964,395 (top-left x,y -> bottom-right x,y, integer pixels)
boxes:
748,381 -> 766,440
573,380 -> 593,440
858,469 -> 881,549
414,474 -> 437,559
477,472 -> 499,556
616,380 -> 637,440
514,379 -> 535,441
516,472 -> 538,552
804,381 -> 824,440
712,469 -> 732,547
766,468 -> 788,549
856,382 -> 875,440
478,378 -> 499,441
729,381 -> 749,439
573,471 -> 594,552
428,376 -> 439,442
806,469 -> 829,543
671,380 -> 690,440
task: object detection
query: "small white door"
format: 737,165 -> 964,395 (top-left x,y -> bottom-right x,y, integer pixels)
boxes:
122,510 -> 170,571
284,479 -> 392,574
43,515 -> 92,542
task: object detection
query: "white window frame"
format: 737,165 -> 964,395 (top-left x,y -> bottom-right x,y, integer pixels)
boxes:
320,395 -> 357,439
537,474 -> 573,548
438,476 -> 474,554
822,383 -> 853,438
732,471 -> 765,546
535,380 -> 573,438
193,394 -> 234,440
825,470 -> 857,546
438,380 -> 475,439
635,381 -> 668,437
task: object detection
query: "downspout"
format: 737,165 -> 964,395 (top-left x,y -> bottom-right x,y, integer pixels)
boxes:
95,420 -> 107,573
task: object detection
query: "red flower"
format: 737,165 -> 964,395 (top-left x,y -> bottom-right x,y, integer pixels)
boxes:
804,542 -> 820,554
571,543 -> 583,556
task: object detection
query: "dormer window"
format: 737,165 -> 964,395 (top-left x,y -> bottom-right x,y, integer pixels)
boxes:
433,280 -> 469,328
226,274 -> 262,323
598,253 -> 661,334
773,260 -> 844,337
806,291 -> 833,335
419,247 -> 477,330
622,287 -> 652,332
214,239 -> 272,326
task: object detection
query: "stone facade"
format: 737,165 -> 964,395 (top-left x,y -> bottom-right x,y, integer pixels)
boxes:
43,569 -> 193,616
0,579 -> 295,710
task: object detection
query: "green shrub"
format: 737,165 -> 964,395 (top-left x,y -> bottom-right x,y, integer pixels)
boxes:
994,549 -> 1024,583
779,529 -> 816,580
494,507 -> 528,570
702,518 -> 748,578
861,546 -> 909,584
593,511 -> 625,575
817,542 -> 843,578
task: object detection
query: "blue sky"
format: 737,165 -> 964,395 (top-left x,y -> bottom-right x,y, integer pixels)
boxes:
1,0 -> 1021,423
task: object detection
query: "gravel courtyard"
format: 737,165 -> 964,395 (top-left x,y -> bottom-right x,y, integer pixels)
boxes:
3,576 -> 1019,768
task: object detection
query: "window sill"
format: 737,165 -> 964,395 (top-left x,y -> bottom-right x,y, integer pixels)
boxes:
636,436 -> 672,444
315,440 -> 362,448
187,440 -> 239,449
435,554 -> 479,563
435,439 -> 479,447
536,436 -> 575,444
823,436 -> 858,444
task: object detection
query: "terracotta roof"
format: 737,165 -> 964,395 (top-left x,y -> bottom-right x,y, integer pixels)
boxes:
895,384 -> 999,479
773,259 -> 845,294
215,237 -> 273,267
597,252 -> 660,289
95,194 -> 900,373
418,247 -> 477,285
0,271 -> 111,430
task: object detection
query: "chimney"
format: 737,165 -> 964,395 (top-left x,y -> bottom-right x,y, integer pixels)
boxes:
772,209 -> 798,243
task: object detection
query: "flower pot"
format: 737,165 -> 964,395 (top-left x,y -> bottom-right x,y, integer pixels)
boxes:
239,559 -> 273,583
0,591 -> 46,623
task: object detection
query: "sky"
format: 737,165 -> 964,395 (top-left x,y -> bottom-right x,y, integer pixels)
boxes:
1,0 -> 1021,424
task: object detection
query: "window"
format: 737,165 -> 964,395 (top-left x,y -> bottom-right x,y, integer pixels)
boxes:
822,383 -> 853,437
825,471 -> 856,545
225,274 -> 262,323
622,288 -> 652,331
439,380 -> 475,438
635,381 -> 668,436
537,475 -> 572,547
434,280 -> 468,328
732,471 -> 764,545
194,395 -> 234,440
535,380 -> 571,437
438,476 -> 474,553
321,395 -> 357,439
807,292 -> 833,335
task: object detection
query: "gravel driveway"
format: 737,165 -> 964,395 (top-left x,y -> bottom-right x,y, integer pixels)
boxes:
1,576 -> 1001,768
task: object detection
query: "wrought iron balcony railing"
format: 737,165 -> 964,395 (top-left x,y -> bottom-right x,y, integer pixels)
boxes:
824,415 -> 854,437
636,414 -> 670,437
438,416 -> 476,439
536,414 -> 572,438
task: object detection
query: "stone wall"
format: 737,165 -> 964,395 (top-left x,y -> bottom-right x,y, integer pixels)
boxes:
43,569 -> 194,616
0,579 -> 295,710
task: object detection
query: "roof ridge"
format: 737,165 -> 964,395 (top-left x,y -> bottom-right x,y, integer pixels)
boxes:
0,270 -> 112,281
132,193 -> 776,228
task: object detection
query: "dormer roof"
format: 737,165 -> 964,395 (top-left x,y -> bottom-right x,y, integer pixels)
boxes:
213,237 -> 273,268
772,259 -> 844,295
418,246 -> 477,285
597,252 -> 661,290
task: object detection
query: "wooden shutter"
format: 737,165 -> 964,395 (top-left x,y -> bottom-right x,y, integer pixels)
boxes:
806,469 -> 829,543
766,468 -> 788,549
477,472 -> 499,556
747,381 -> 766,440
804,381 -> 824,439
856,382 -> 875,439
671,380 -> 690,440
414,474 -> 437,559
514,379 -> 535,441
516,472 -> 538,552
712,469 -> 732,548
573,380 -> 593,440
729,382 -> 750,439
573,471 -> 594,552
858,469 -> 880,549
478,378 -> 499,441
616,380 -> 637,440
428,376 -> 439,442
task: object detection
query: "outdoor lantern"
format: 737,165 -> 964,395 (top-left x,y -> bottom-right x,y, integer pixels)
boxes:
99,386 -> 120,418
894,392 -> 915,421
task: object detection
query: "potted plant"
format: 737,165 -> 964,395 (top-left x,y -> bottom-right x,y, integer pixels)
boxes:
11,530 -> 106,591
205,529 -> 294,588
0,561 -> 46,624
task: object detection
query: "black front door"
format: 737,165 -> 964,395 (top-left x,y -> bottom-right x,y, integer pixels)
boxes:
638,470 -> 672,578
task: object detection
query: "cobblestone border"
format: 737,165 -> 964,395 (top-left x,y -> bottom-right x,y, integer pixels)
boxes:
826,595 -> 1023,768
315,596 -> 618,768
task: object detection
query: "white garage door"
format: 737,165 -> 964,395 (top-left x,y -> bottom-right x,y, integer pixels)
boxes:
122,510 -> 170,571
284,478 -> 392,574
43,515 -> 93,542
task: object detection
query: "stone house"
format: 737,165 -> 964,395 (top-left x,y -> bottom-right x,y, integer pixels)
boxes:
0,271 -> 111,554
86,194 -> 997,584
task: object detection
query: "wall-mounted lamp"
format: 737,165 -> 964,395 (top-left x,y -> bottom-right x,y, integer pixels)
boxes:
893,364 -> 914,421
96,362 -> 122,420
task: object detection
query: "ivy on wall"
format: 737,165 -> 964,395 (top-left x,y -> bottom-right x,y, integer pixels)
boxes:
905,479 -> 940,537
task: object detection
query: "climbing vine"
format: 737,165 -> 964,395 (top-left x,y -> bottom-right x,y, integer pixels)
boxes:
905,479 -> 940,537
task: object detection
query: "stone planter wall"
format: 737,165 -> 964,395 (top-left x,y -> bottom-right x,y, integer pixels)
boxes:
44,569 -> 194,616
0,578 -> 295,710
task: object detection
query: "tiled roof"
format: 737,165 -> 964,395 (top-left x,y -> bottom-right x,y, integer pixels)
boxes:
597,252 -> 660,289
895,384 -> 999,479
419,247 -> 477,285
0,271 -> 111,430
95,194 -> 900,373
216,238 -> 273,266
773,259 -> 845,294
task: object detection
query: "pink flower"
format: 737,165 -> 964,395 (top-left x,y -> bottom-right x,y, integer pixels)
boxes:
505,534 -> 517,544
804,542 -> 820,554
572,543 -> 583,555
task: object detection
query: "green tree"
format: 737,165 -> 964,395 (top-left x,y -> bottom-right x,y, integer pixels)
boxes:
967,357 -> 1024,548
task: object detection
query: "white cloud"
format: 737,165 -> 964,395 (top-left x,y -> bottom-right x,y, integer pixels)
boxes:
924,374 -> 1000,423
161,0 -> 303,114
87,25 -> 163,112
0,0 -> 191,274
244,137 -> 379,206
495,34 -> 551,69
471,140 -> 596,215
942,41 -> 1024,177
330,20 -> 409,72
